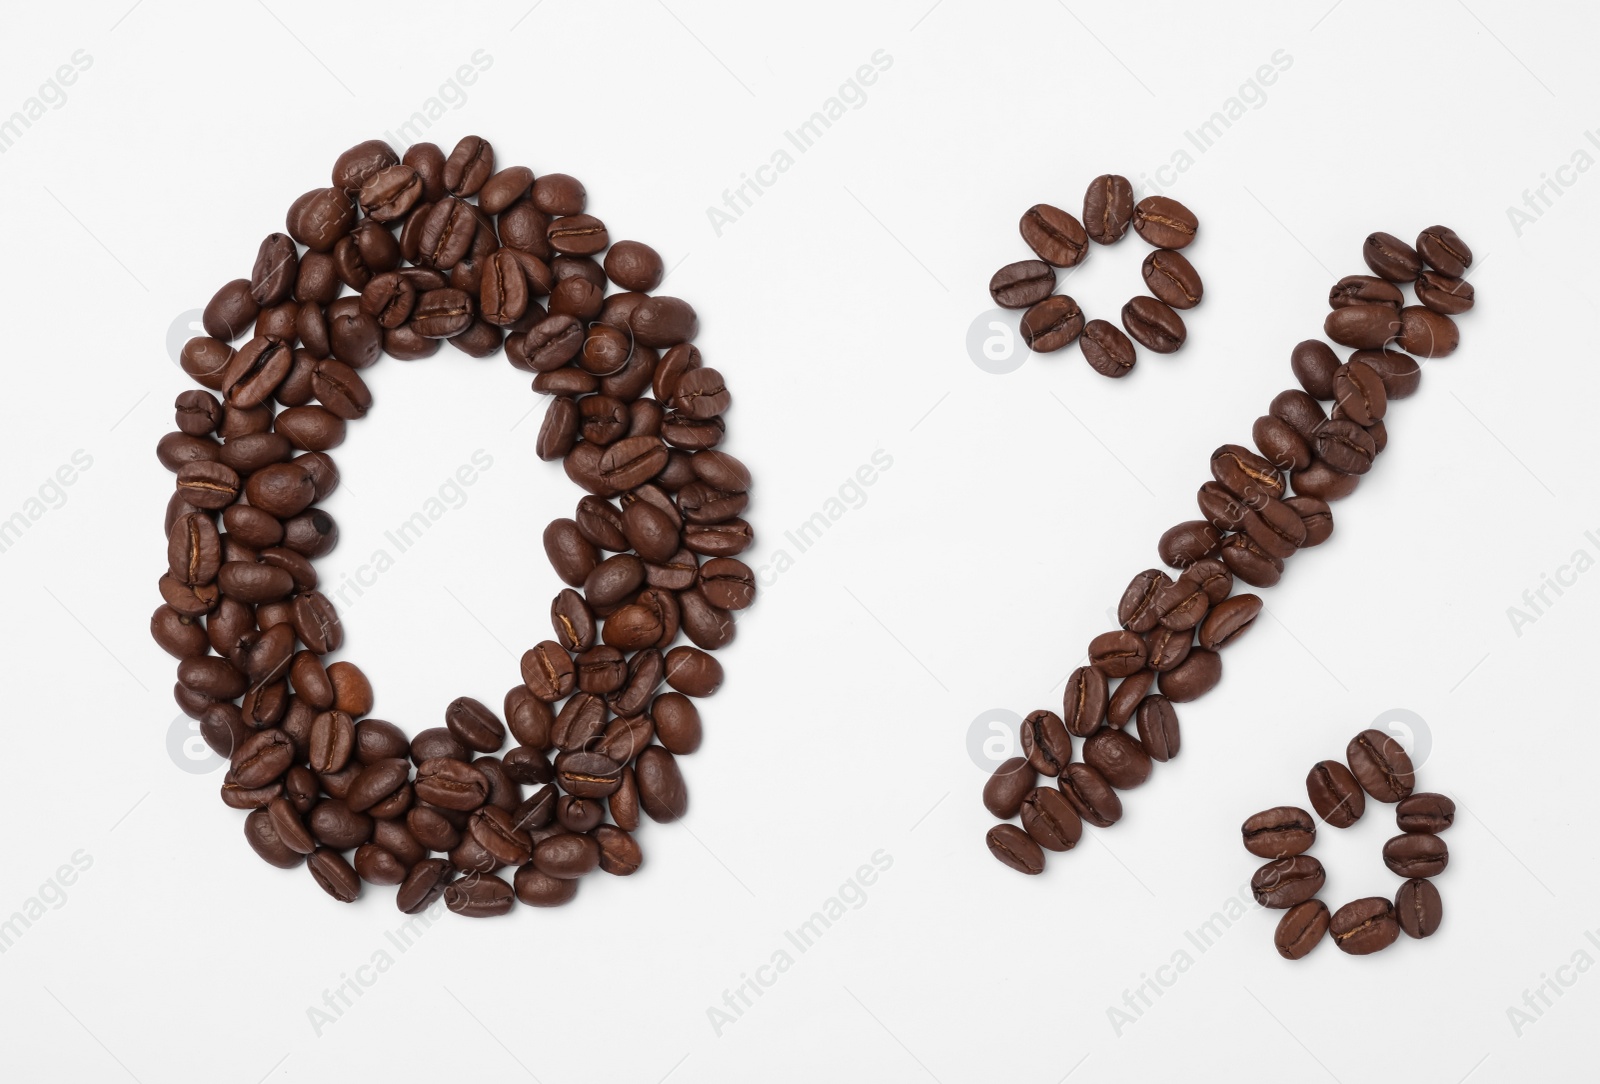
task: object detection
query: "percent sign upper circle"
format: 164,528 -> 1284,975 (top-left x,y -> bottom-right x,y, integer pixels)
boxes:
154,135 -> 755,917
986,174 -> 1201,379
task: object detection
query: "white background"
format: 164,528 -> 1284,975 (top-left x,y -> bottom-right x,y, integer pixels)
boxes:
1,1 -> 1596,1080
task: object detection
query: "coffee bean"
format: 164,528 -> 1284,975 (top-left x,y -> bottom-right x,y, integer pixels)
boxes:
983,757 -> 1036,818
1346,728 -> 1415,802
307,847 -> 361,902
1314,419 -> 1376,476
1241,806 -> 1316,858
1284,495 -> 1333,548
1330,896 -> 1400,955
1398,305 -> 1458,357
1396,792 -> 1454,833
1121,296 -> 1186,353
1324,304 -> 1401,349
1141,249 -> 1203,310
1079,319 -> 1136,378
1363,232 -> 1422,282
1352,348 -> 1422,400
1157,647 -> 1220,702
1020,710 -> 1071,777
1329,274 -> 1403,311
990,260 -> 1055,309
1306,759 -> 1365,828
1019,204 -> 1089,267
1132,196 -> 1197,249
444,696 -> 506,754
1211,444 -> 1285,507
1088,630 -> 1148,678
1275,900 -> 1330,960
1395,877 -> 1443,938
1133,695 -> 1179,761
1118,569 -> 1173,633
1158,521 -> 1222,569
1142,626 -> 1192,673
1332,360 -> 1387,426
1197,593 -> 1261,650
1061,666 -> 1109,737
244,807 -> 305,869
987,823 -> 1045,874
1383,832 -> 1448,878
1020,295 -> 1085,352
664,646 -> 722,696
1083,174 -> 1134,244
1018,785 -> 1081,851
1251,854 -> 1325,908
1416,225 -> 1471,277
1059,762 -> 1122,827
1083,728 -> 1152,789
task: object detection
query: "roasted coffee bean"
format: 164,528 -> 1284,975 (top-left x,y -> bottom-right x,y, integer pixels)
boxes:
443,134 -> 494,197
307,847 -> 361,902
1306,759 -> 1365,828
232,728 -> 294,788
1152,570 -> 1212,630
1283,495 -> 1333,548
1329,274 -> 1403,311
1157,647 -> 1220,702
1241,806 -> 1316,858
651,693 -> 701,755
1218,533 -> 1283,588
551,588 -> 598,652
1079,319 -> 1136,378
554,750 -> 624,799
1020,295 -> 1085,352
444,873 -> 515,917
308,798 -> 372,849
1332,360 -> 1387,426
1363,232 -> 1422,282
1083,173 -> 1134,244
205,279 -> 260,341
1019,204 -> 1089,267
1211,444 -> 1284,508
1121,296 -> 1185,353
1020,710 -> 1071,777
1061,665 -> 1108,737
1275,900 -> 1330,960
602,239 -> 663,292
414,757 -> 490,811
287,188 -> 357,254
444,696 -> 505,754
521,641 -> 576,702
1019,786 -> 1082,851
1118,569 -> 1173,633
1083,728 -> 1152,789
1325,304 -> 1401,350
1416,225 -> 1471,277
1109,673 -> 1154,729
1395,878 -> 1443,938
244,807 -> 305,869
593,824 -> 643,875
1132,195 -> 1197,248
983,757 -> 1036,819
311,358 -> 372,419
1142,626 -> 1192,673
1314,419 -> 1377,476
175,461 -> 241,509
989,260 -> 1055,309
1383,832 -> 1448,878
1134,695 -> 1179,761
1397,305 -> 1458,357
1331,897 -> 1400,955
1197,594 -> 1261,650
664,645 -> 722,696
631,296 -> 698,348
1158,520 -> 1221,569
1415,269 -> 1474,315
987,824 -> 1045,874
513,863 -> 579,906
1251,854 -> 1325,908
1346,728 -> 1415,802
1058,762 -> 1122,828
1141,249 -> 1202,309
353,844 -> 410,887
1088,630 -> 1148,678
1396,792 -> 1454,833
1252,415 -> 1312,473
635,746 -> 689,821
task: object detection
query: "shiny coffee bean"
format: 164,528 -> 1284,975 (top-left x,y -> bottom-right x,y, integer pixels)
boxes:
1275,900 -> 1330,960
1141,249 -> 1202,310
1019,786 -> 1082,851
1383,832 -> 1448,878
1059,762 -> 1121,827
1306,759 -> 1365,828
983,757 -> 1036,819
1019,204 -> 1089,267
1330,897 -> 1400,955
1241,806 -> 1316,858
1083,174 -> 1134,244
1121,296 -> 1185,353
1396,792 -> 1454,833
1079,319 -> 1136,378
1020,295 -> 1085,352
1363,232 -> 1422,282
1346,728 -> 1415,802
1132,196 -> 1197,248
1082,728 -> 1152,789
1395,878 -> 1444,938
989,260 -> 1055,309
987,823 -> 1044,874
1251,854 -> 1325,908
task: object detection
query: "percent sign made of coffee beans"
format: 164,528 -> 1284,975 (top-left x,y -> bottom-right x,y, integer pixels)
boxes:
983,219 -> 1476,876
155,135 -> 755,917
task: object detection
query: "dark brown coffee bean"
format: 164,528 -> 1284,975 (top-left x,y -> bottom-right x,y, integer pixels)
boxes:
1416,225 -> 1471,277
983,757 -> 1035,818
1332,360 -> 1387,426
1061,665 -> 1108,737
1020,710 -> 1071,777
1107,672 -> 1154,729
521,641 -> 576,702
631,296 -> 698,348
1019,786 -> 1082,852
1398,305 -> 1458,358
1157,648 -> 1220,703
1019,203 -> 1089,267
1331,897 -> 1400,954
664,646 -> 722,696
1132,196 -> 1197,248
651,693 -> 701,755
1363,232 -> 1422,282
1134,695 -> 1179,761
1082,728 -> 1152,789
1020,294 -> 1085,352
414,757 -> 490,811
287,188 -> 357,253
1395,878 -> 1443,938
1314,419 -> 1377,476
1083,174 -> 1134,244
445,697 -> 505,754
552,692 -> 608,752
1290,339 -> 1339,399
1142,626 -> 1192,673
1158,520 -> 1221,569
1346,728 -> 1415,802
1396,792 -> 1454,834
1306,759 -> 1366,828
1275,900 -> 1330,960
1241,806 -> 1316,859
592,824 -> 642,876
1079,318 -> 1136,377
1058,762 -> 1121,827
1251,854 -> 1325,908
1141,249 -> 1203,309
1197,594 -> 1261,650
635,746 -> 689,822
175,460 -> 240,509
204,279 -> 259,341
554,750 -> 624,799
986,823 -> 1045,874
1383,832 -> 1448,878
551,588 -> 597,652
307,847 -> 361,902
1252,415 -> 1312,473
1329,274 -> 1403,311
1324,304 -> 1401,350
1118,569 -> 1173,633
444,872 -> 516,917
989,260 -> 1055,309
244,807 -> 305,869
394,858 -> 452,914
1415,270 -> 1474,315
1121,296 -> 1185,353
